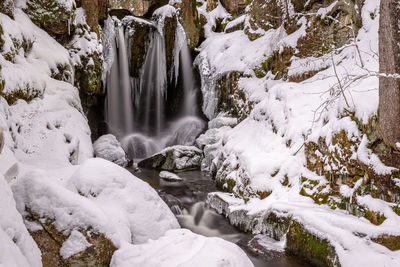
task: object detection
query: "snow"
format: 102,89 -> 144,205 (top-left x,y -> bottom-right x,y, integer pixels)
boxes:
159,171 -> 182,181
12,158 -> 180,245
195,0 -> 400,265
110,229 -> 254,267
0,173 -> 41,267
0,9 -> 93,168
60,230 -> 92,259
94,134 -> 129,167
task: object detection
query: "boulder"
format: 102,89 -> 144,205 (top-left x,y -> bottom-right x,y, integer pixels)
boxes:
159,171 -> 182,182
93,134 -> 130,167
109,0 -> 157,17
139,145 -> 202,171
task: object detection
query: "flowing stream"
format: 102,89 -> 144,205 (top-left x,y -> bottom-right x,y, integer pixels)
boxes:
131,168 -> 310,267
104,16 -> 309,267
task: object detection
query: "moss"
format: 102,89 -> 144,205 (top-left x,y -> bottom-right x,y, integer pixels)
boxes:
392,206 -> 400,216
0,87 -> 41,105
364,210 -> 386,225
369,12 -> 375,20
225,179 -> 236,192
286,220 -> 340,267
256,191 -> 271,199
372,235 -> 400,251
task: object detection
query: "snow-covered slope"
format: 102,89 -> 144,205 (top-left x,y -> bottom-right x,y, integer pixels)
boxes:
196,0 -> 400,265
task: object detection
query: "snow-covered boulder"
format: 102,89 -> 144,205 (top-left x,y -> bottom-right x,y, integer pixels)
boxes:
11,158 -> 180,265
159,171 -> 182,182
0,173 -> 42,267
110,229 -> 254,267
94,134 -> 130,167
208,116 -> 238,129
139,145 -> 202,171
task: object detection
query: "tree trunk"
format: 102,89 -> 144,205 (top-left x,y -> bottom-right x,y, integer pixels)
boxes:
379,0 -> 400,150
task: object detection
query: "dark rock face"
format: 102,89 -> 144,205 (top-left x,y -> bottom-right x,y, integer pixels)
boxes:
27,211 -> 116,267
220,0 -> 246,14
24,0 -> 75,43
175,0 -> 200,49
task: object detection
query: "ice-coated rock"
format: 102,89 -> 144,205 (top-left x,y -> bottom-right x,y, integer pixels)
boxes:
138,145 -> 202,171
208,116 -> 238,129
159,171 -> 182,182
94,134 -> 130,167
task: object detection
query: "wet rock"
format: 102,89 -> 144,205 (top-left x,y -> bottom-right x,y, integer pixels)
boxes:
94,134 -> 130,167
139,145 -> 202,171
124,16 -> 154,77
175,0 -> 200,49
286,220 -> 340,267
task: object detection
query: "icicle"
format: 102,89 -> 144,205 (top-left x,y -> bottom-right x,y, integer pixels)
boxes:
68,17 -> 71,36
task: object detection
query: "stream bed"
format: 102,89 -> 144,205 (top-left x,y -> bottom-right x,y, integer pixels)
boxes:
130,167 -> 310,267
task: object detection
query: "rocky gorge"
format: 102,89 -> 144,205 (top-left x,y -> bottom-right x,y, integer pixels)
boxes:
1,0 -> 400,267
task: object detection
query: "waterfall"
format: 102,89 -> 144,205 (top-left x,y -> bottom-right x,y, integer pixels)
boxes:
105,24 -> 134,136
104,17 -> 205,159
134,30 -> 167,136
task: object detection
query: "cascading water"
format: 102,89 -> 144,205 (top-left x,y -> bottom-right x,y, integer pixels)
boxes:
104,16 -> 205,158
135,30 -> 167,136
104,23 -> 134,136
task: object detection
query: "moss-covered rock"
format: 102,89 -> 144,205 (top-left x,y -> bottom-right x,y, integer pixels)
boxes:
286,220 -> 340,267
24,0 -> 75,41
372,234 -> 400,251
0,87 -> 42,105
215,71 -> 253,121
0,0 -> 14,17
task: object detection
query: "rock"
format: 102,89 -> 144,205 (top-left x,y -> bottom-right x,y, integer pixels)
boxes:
94,134 -> 130,167
286,221 -> 340,267
138,145 -> 202,171
159,171 -> 182,182
124,16 -> 155,77
109,0 -> 157,17
0,130 -> 3,154
110,229 -> 254,266
176,0 -> 200,49
220,0 -> 246,14
24,0 -> 75,40
0,0 -> 14,17
208,116 -> 238,129
27,211 -> 116,267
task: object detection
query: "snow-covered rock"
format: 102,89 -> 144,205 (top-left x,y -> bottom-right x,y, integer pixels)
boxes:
159,171 -> 182,182
12,158 -> 180,245
139,145 -> 202,171
208,116 -> 238,129
94,134 -> 130,167
110,229 -> 254,267
0,173 -> 42,267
